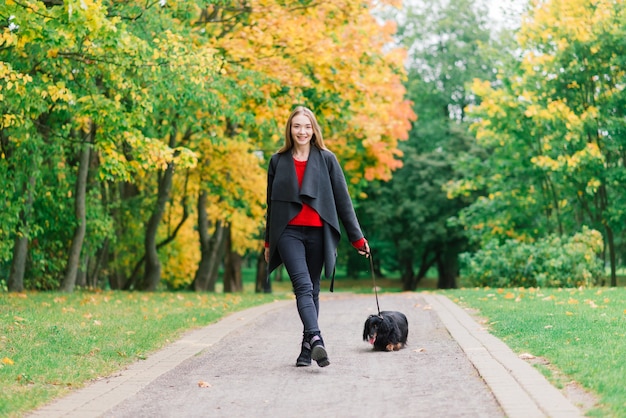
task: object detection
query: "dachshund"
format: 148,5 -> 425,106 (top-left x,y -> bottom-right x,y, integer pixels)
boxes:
363,311 -> 408,351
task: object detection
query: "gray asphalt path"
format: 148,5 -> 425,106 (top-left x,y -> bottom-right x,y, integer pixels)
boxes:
29,292 -> 584,418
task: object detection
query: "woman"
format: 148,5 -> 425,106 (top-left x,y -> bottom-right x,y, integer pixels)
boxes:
264,106 -> 369,368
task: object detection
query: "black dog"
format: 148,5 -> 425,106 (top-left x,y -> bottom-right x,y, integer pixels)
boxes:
363,311 -> 409,351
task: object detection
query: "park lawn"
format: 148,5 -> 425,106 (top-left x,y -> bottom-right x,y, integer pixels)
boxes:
3,281 -> 623,418
444,287 -> 626,418
0,289 -> 290,418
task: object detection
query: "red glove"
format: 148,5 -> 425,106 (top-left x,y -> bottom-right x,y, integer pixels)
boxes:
352,238 -> 370,257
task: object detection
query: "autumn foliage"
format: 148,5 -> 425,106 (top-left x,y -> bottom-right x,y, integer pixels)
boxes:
449,0 -> 626,285
0,0 -> 414,291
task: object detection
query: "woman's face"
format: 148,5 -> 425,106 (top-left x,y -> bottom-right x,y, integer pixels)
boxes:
291,113 -> 313,147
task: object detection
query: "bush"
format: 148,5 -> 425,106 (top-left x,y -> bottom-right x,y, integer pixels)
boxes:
460,227 -> 604,288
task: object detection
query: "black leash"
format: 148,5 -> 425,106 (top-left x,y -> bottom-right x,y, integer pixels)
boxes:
367,250 -> 382,316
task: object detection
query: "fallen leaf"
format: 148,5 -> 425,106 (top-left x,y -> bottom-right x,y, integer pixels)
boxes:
1,357 -> 14,365
504,292 -> 515,299
519,353 -> 536,360
198,380 -> 212,388
413,348 -> 426,352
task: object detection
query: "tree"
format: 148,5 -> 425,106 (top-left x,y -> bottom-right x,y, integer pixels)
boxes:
360,0 -> 494,289
61,127 -> 92,292
452,0 -> 626,285
1,0 -> 415,292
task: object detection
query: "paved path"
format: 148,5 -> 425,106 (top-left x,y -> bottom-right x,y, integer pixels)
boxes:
28,293 -> 583,418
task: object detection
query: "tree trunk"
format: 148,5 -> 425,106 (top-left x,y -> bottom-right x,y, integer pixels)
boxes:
436,251 -> 458,289
61,134 -> 92,292
141,129 -> 178,291
412,250 -> 437,290
89,237 -> 109,288
605,224 -> 617,286
75,252 -> 88,288
223,224 -> 243,293
400,257 -> 415,291
255,249 -> 271,293
8,175 -> 36,292
8,235 -> 29,293
193,190 -> 226,292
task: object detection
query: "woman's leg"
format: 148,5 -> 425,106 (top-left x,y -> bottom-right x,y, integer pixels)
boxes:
277,226 -> 323,334
304,227 -> 324,317
278,226 -> 328,367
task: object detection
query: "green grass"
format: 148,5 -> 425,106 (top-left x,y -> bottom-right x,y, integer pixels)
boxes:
4,275 -> 624,418
444,287 -> 626,417
0,289 -> 289,417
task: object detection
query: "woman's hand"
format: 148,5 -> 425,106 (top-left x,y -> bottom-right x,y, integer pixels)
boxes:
357,241 -> 370,258
264,247 -> 270,263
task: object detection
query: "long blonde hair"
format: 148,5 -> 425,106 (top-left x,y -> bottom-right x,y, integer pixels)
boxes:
278,106 -> 327,153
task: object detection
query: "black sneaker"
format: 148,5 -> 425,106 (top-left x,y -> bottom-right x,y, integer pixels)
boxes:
309,334 -> 330,367
296,340 -> 311,367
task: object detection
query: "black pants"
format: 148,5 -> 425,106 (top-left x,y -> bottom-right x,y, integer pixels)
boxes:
277,225 -> 324,334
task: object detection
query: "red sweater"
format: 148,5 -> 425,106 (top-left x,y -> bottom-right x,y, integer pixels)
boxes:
265,158 -> 366,250
289,159 -> 323,227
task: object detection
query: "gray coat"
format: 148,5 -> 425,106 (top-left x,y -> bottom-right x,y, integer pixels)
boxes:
264,146 -> 364,282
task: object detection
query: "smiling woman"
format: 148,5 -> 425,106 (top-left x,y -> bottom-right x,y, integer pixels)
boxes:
263,106 -> 370,368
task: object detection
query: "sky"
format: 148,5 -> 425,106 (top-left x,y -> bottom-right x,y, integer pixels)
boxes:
486,0 -> 530,29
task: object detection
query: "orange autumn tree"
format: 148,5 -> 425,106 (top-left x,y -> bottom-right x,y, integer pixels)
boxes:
164,0 -> 415,291
1,0 -> 413,291
200,0 -> 415,184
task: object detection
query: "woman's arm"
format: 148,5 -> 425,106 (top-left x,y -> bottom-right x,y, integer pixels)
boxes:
325,151 -> 364,243
264,155 -> 277,247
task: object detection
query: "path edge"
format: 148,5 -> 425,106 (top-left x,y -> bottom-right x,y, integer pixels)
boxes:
27,300 -> 293,418
422,293 -> 583,418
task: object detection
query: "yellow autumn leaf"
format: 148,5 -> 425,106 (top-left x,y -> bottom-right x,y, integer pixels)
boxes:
504,292 -> 515,299
566,311 -> 574,316
1,357 -> 14,365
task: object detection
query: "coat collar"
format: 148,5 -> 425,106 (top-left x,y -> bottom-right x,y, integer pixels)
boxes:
300,146 -> 321,198
272,146 -> 322,202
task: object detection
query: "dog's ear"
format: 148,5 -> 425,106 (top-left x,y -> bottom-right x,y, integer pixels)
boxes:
363,318 -> 373,340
